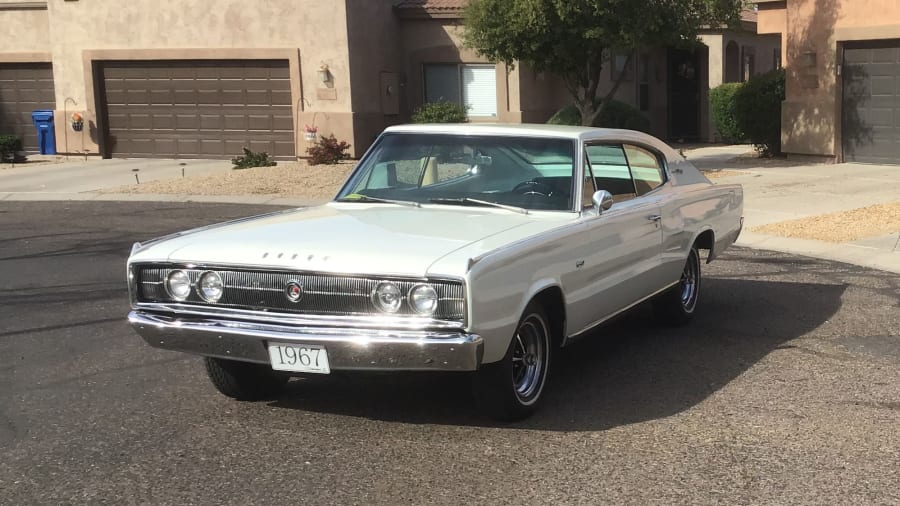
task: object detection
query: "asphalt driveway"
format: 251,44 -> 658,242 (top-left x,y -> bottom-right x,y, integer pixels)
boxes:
0,201 -> 898,504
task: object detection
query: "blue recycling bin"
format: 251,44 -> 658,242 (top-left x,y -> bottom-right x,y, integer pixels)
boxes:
31,110 -> 56,155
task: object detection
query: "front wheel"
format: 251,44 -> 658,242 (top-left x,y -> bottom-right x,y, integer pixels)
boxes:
654,247 -> 701,325
472,301 -> 553,421
204,357 -> 288,401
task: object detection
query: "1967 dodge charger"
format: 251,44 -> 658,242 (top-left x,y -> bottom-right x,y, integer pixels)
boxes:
127,124 -> 743,420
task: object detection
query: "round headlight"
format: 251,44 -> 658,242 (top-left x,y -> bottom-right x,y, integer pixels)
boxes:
198,271 -> 224,303
372,281 -> 402,313
166,270 -> 192,301
409,284 -> 438,315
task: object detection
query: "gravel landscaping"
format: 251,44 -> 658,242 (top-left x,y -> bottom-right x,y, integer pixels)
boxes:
101,160 -> 354,200
753,201 -> 900,242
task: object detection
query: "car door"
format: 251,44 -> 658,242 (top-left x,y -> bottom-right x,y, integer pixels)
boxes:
573,143 -> 664,331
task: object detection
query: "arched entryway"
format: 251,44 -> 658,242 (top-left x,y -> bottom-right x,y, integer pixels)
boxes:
725,41 -> 741,83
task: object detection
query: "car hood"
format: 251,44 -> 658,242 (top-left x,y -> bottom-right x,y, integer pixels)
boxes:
129,203 -> 548,277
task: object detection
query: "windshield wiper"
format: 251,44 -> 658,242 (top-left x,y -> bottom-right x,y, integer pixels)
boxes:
429,197 -> 528,215
337,195 -> 420,207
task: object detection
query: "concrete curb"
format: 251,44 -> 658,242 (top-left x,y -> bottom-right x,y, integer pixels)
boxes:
736,231 -> 900,274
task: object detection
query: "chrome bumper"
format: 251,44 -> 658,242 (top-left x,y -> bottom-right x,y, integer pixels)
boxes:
128,311 -> 484,372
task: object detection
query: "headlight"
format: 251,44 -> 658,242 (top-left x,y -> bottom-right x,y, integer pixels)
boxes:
409,284 -> 438,315
166,270 -> 192,301
371,281 -> 402,313
198,271 -> 224,303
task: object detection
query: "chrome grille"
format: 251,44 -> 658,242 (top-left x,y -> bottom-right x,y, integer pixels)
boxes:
134,265 -> 465,321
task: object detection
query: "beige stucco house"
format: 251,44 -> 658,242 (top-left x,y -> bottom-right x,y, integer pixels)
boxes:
758,0 -> 900,163
0,0 -> 778,160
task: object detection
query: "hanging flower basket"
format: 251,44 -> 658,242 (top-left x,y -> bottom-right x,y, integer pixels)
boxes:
71,112 -> 84,132
303,124 -> 318,142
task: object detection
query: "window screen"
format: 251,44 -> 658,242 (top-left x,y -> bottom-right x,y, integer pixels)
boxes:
461,65 -> 497,117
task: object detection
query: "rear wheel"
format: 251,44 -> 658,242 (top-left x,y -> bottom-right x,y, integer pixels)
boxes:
472,301 -> 553,421
654,247 -> 701,325
204,357 -> 288,401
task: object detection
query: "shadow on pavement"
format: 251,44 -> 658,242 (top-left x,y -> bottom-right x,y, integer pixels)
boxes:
270,276 -> 846,431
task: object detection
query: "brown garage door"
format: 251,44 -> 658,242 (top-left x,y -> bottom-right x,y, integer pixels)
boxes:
842,41 -> 900,164
0,63 -> 55,154
99,60 -> 294,159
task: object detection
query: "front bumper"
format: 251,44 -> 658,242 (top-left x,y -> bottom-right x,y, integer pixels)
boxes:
128,311 -> 483,372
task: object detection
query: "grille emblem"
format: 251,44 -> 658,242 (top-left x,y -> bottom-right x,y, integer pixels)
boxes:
284,281 -> 303,303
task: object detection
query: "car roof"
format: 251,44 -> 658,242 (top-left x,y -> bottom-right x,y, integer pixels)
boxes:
384,123 -> 649,142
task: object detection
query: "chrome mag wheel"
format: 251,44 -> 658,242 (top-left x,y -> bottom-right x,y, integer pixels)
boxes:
511,312 -> 550,404
680,248 -> 700,313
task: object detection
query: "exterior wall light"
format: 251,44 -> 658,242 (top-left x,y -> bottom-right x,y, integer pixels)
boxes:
318,64 -> 331,84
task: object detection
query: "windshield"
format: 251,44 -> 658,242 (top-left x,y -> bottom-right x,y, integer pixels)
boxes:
336,133 -> 577,211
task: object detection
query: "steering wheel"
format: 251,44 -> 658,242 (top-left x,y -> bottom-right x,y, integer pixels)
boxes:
512,180 -> 555,198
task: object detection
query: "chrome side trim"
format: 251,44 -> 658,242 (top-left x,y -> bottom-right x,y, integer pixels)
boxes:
129,311 -> 483,372
132,302 -> 467,331
563,280 -> 680,344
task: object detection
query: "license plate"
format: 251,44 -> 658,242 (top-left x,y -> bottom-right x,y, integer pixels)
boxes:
267,343 -> 330,374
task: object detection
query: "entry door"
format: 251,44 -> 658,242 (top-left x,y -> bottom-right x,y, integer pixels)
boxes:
570,144 -> 663,333
668,48 -> 701,141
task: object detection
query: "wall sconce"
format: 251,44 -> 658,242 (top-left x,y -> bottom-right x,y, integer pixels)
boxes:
317,64 -> 332,84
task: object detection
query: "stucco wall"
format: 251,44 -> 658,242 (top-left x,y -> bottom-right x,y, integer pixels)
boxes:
0,5 -> 51,55
761,0 -> 900,159
344,0 -> 402,155
43,0 -> 354,156
398,19 -> 519,124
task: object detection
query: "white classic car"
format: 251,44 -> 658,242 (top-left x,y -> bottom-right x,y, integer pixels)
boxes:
127,124 -> 743,420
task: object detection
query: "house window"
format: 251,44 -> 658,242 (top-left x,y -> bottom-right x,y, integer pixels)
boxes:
774,48 -> 782,69
638,54 -> 650,112
424,64 -> 497,118
613,51 -> 634,81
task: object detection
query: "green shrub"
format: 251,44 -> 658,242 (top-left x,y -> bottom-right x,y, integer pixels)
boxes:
709,82 -> 745,143
412,101 -> 469,123
307,134 -> 351,165
231,147 -> 277,169
733,69 -> 785,156
546,100 -> 651,132
0,135 -> 23,162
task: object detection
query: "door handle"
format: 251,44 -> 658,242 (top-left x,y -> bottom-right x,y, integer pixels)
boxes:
647,215 -> 662,222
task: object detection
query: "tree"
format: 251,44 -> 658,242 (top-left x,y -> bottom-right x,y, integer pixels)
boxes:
464,0 -> 741,126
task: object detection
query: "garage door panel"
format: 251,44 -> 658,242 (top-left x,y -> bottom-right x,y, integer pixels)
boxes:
843,43 -> 900,163
0,63 -> 55,154
101,60 -> 294,159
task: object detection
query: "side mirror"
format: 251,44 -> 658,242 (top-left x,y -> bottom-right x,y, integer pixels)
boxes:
592,190 -> 614,214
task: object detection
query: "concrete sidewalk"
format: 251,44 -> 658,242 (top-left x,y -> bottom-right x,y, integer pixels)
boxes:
0,147 -> 898,274
685,145 -> 900,274
0,157 -> 231,193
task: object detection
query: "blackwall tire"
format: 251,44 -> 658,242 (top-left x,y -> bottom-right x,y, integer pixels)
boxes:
472,301 -> 553,421
654,247 -> 701,326
204,357 -> 288,401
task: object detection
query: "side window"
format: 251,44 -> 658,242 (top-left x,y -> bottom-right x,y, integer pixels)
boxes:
581,150 -> 597,209
585,144 -> 636,201
623,145 -> 666,196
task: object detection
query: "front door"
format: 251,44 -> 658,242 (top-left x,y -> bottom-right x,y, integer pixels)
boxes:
568,144 -> 663,335
668,48 -> 701,141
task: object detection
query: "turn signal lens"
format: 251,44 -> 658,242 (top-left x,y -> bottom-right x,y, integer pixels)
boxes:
409,284 -> 438,315
198,271 -> 224,303
372,281 -> 402,313
166,270 -> 192,301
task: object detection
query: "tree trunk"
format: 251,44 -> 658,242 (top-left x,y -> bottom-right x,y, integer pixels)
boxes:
574,52 -> 635,128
